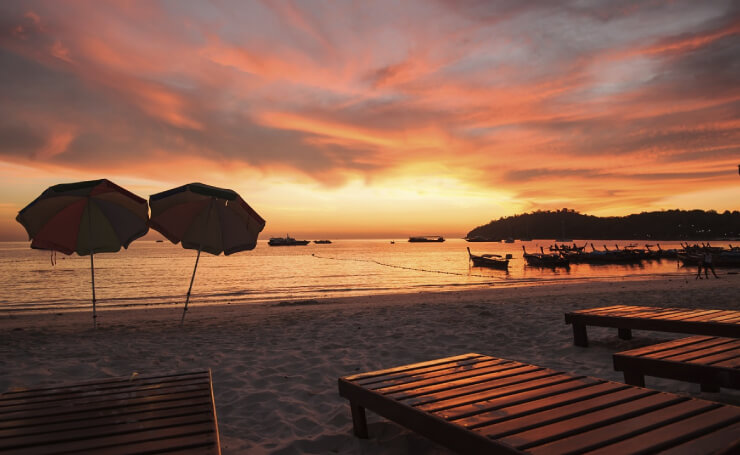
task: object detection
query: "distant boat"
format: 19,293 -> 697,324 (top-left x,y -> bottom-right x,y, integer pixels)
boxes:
155,239 -> 164,243
467,247 -> 509,270
465,236 -> 501,242
268,235 -> 310,246
390,240 -> 395,244
504,237 -> 515,243
409,236 -> 445,242
313,240 -> 332,244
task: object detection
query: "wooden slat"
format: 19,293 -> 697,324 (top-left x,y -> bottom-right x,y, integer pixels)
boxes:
409,370 -> 567,410
709,313 -> 740,322
1,412 -> 214,449
338,369 -> 517,454
343,353 -> 484,382
619,308 -> 683,319
0,372 -> 210,402
470,387 -> 657,437
384,365 -> 541,399
593,308 -> 655,318
419,374 -> 587,413
448,381 -> 625,426
565,306 -> 740,347
570,305 -> 740,324
364,358 -> 511,389
356,356 -> 499,386
0,387 -> 210,424
642,338 -> 737,360
1,422 -> 216,455
0,402 -> 214,438
0,380 -> 210,415
614,336 -> 740,391
657,421 -> 740,455
662,339 -> 740,363
702,311 -> 740,322
526,400 -> 716,455
583,407 -> 740,454
0,370 -> 220,455
656,309 -> 725,321
339,354 -> 740,454
0,384 -> 212,419
678,310 -> 735,322
575,305 -> 630,313
498,393 -> 683,449
649,309 -> 703,320
615,336 -> 712,358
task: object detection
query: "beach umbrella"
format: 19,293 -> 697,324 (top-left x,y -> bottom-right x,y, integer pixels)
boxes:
148,183 -> 265,324
16,179 -> 149,327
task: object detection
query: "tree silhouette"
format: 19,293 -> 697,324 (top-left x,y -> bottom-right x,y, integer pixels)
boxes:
467,209 -> 740,240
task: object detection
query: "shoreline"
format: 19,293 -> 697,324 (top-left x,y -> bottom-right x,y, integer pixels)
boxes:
2,275 -> 739,454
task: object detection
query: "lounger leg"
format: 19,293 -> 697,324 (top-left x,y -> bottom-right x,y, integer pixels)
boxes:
350,402 -> 368,438
623,370 -> 645,387
618,328 -> 632,340
700,383 -> 720,393
572,324 -> 588,347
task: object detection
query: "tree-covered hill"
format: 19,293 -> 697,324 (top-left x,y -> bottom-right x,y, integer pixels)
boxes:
467,209 -> 740,240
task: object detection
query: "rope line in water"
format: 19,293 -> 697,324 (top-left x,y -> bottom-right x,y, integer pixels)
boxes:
311,254 -> 501,280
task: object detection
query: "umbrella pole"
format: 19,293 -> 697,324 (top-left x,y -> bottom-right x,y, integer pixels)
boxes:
181,247 -> 202,325
91,251 -> 97,329
181,198 -> 214,326
88,198 -> 97,329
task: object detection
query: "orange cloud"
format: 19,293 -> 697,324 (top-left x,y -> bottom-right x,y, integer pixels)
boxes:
255,111 -> 453,153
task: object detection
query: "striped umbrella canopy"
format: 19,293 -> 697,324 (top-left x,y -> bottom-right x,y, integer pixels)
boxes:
149,183 -> 265,323
16,179 -> 149,327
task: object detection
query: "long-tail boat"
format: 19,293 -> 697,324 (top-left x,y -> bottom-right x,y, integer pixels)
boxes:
467,247 -> 509,270
522,246 -> 570,268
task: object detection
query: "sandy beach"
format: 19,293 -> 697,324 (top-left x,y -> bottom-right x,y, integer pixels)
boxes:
1,274 -> 739,454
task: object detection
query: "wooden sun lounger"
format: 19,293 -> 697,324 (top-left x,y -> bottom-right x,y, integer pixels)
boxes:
0,370 -> 220,455
564,305 -> 740,347
338,353 -> 740,454
614,336 -> 740,393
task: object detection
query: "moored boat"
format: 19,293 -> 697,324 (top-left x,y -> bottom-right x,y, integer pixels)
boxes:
467,247 -> 509,270
313,240 -> 332,244
522,246 -> 570,268
268,235 -> 310,246
409,236 -> 445,242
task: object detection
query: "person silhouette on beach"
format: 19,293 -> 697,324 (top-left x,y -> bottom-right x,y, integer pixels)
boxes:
696,250 -> 718,279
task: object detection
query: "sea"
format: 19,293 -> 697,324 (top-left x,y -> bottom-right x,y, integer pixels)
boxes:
0,239 -> 726,313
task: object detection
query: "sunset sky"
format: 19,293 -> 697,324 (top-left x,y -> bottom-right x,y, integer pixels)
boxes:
1,0 -> 738,240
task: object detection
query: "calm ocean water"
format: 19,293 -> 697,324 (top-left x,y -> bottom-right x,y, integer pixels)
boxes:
0,239 -> 722,313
